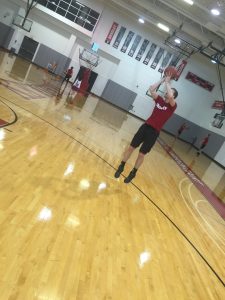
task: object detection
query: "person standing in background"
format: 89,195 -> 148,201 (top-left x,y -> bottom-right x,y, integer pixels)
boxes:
196,134 -> 211,156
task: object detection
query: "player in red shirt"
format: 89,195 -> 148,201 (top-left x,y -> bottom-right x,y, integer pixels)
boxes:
62,66 -> 74,86
114,75 -> 178,183
196,134 -> 210,156
177,122 -> 189,137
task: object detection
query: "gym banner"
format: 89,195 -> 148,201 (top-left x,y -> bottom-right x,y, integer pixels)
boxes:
158,52 -> 172,73
128,35 -> 141,57
212,101 -> 225,110
174,60 -> 187,81
186,72 -> 214,91
113,26 -> 126,49
105,22 -> 118,44
143,43 -> 157,65
170,54 -> 180,67
121,31 -> 135,53
136,39 -> 149,61
151,47 -> 164,69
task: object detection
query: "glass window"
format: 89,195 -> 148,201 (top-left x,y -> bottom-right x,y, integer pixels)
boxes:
66,12 -> 75,21
84,23 -> 94,31
56,7 -> 66,16
79,6 -> 90,14
47,3 -> 57,11
38,0 -> 99,32
60,1 -> 69,10
68,6 -> 78,15
38,0 -> 47,5
70,0 -> 80,9
53,0 -> 60,5
77,10 -> 87,20
89,9 -> 99,19
75,16 -> 85,26
86,15 -> 96,26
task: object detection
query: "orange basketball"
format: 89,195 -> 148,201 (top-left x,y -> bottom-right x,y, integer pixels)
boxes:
164,66 -> 178,79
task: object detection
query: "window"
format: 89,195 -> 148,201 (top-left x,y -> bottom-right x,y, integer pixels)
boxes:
39,0 -> 100,32
68,6 -> 78,15
47,3 -> 57,12
60,1 -> 69,10
56,7 -> 66,17
66,12 -> 75,21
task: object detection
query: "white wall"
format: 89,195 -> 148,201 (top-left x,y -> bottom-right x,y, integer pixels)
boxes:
215,142 -> 225,166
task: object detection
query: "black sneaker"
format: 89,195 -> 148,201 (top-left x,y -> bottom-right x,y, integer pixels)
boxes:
124,170 -> 136,183
114,163 -> 124,178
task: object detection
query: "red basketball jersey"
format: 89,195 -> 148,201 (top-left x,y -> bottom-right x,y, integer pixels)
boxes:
146,95 -> 177,132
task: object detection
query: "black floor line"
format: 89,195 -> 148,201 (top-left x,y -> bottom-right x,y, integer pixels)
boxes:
0,98 -> 18,128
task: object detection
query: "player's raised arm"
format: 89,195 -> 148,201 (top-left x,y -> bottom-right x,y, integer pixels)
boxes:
164,75 -> 176,107
148,77 -> 165,100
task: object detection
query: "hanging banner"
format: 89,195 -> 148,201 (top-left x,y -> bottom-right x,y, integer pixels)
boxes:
105,22 -> 118,44
113,26 -> 126,49
174,60 -> 187,81
212,101 -> 225,110
158,52 -> 172,73
186,72 -> 214,91
128,35 -> 142,57
136,39 -> 149,61
121,31 -> 135,53
151,47 -> 164,69
143,43 -> 157,65
170,54 -> 180,66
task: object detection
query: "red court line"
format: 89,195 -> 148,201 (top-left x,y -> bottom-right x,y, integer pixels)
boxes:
158,138 -> 225,219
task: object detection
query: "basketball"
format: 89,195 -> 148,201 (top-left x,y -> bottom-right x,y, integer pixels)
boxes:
164,66 -> 178,79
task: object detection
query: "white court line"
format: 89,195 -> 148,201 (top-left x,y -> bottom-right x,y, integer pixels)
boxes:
190,194 -> 225,247
179,178 -> 225,255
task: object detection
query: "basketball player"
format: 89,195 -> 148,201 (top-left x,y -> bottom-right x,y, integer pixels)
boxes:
62,66 -> 74,85
114,74 -> 178,183
177,122 -> 189,137
196,133 -> 210,156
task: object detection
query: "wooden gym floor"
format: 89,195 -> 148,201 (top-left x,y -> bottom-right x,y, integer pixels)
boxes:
0,51 -> 224,300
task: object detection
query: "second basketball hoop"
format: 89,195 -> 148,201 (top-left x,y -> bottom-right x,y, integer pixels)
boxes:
79,48 -> 100,69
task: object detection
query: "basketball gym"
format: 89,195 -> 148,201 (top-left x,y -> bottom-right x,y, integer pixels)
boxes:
0,0 -> 225,299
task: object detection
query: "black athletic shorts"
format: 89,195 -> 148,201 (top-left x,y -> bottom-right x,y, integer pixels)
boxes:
130,123 -> 159,154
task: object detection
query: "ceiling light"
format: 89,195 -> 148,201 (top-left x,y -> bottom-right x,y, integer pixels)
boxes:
138,18 -> 145,24
183,0 -> 194,5
174,38 -> 181,44
211,59 -> 217,64
157,23 -> 170,32
211,9 -> 220,16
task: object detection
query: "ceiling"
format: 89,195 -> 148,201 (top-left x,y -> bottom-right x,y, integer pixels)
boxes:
106,0 -> 225,63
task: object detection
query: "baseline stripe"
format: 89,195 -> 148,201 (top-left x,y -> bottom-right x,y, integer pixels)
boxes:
158,138 -> 225,219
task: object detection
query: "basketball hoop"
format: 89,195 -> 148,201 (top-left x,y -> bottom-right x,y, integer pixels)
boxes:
12,14 -> 33,32
69,48 -> 100,96
79,48 -> 100,70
